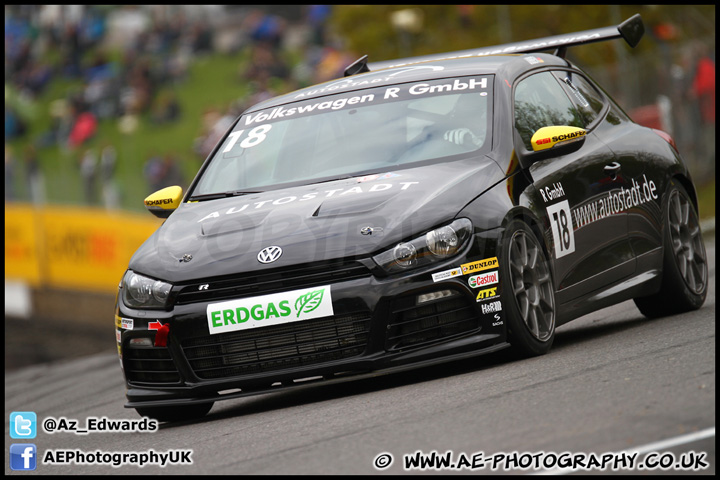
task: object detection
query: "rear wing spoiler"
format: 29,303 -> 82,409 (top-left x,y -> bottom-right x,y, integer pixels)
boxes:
346,13 -> 644,76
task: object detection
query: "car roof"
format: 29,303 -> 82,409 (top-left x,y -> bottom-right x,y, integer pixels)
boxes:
245,14 -> 644,114
246,53 -> 570,113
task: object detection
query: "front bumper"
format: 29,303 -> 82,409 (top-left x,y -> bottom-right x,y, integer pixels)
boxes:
117,230 -> 506,408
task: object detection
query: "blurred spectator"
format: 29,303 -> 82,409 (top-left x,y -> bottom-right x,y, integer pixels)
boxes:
144,152 -> 164,193
83,51 -> 120,119
24,145 -> 45,204
5,145 -> 17,201
188,20 -> 213,55
246,78 -> 275,106
5,106 -> 27,141
457,5 -> 475,29
194,102 -> 244,160
81,7 -> 107,48
144,153 -> 184,193
67,99 -> 98,148
160,154 -> 185,188
37,99 -> 72,148
150,89 -> 182,124
307,5 -> 331,46
243,43 -> 290,84
22,62 -> 54,98
79,148 -> 98,205
100,144 -> 120,209
690,46 -> 715,124
61,24 -> 84,78
5,8 -> 53,98
244,10 -> 286,50
5,22 -> 33,77
312,46 -> 354,83
688,43 -> 715,169
120,56 -> 155,115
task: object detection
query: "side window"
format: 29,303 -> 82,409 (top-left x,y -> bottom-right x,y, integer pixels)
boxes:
514,72 -> 584,151
555,71 -> 606,126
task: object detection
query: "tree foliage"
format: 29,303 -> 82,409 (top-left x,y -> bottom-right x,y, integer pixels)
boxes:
328,5 -> 715,67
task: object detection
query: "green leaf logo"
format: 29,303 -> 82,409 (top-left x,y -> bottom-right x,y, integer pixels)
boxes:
294,289 -> 325,318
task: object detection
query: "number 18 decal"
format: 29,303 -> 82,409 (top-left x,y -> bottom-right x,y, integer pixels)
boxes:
547,200 -> 575,258
222,124 -> 272,153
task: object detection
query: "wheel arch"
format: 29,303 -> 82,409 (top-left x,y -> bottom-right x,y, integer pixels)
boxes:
501,205 -> 557,289
670,173 -> 699,213
502,205 -> 552,259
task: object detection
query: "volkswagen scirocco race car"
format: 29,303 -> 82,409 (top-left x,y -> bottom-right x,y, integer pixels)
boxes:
115,14 -> 708,422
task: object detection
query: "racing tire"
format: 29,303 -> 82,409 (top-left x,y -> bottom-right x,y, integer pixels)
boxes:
500,218 -> 556,357
135,402 -> 214,423
634,180 -> 708,318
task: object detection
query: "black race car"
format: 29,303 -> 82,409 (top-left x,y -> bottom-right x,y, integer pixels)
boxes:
116,14 -> 708,422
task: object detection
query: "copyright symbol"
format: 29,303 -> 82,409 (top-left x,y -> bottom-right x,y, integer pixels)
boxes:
374,452 -> 393,470
43,418 -> 56,433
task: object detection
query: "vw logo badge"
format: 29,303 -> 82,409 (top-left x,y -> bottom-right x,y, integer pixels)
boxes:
257,246 -> 283,264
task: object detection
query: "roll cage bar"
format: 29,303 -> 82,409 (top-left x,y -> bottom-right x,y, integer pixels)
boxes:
345,13 -> 644,76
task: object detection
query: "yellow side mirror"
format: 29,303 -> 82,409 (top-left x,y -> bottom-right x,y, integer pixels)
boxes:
144,186 -> 183,218
531,126 -> 587,152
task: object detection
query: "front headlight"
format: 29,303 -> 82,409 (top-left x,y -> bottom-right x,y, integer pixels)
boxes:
121,270 -> 172,309
373,218 -> 473,274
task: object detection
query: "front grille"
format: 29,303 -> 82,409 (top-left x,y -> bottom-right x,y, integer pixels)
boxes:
182,313 -> 371,379
386,292 -> 479,351
174,259 -> 371,305
124,346 -> 181,384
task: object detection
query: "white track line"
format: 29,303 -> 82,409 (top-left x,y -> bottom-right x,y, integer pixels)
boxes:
533,426 -> 715,475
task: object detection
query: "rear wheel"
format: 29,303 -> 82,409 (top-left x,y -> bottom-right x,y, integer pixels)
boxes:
634,180 -> 707,318
135,402 -> 214,423
500,219 -> 556,357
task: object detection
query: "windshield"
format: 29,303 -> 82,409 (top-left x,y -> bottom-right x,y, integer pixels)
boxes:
192,75 -> 492,197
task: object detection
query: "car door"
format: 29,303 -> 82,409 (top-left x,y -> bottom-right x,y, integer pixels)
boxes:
513,70 -> 634,304
556,70 -> 664,264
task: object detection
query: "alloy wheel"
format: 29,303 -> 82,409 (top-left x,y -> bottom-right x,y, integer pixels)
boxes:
668,189 -> 707,294
508,230 -> 555,342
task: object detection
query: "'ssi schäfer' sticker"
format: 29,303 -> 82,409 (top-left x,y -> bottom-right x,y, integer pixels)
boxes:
432,267 -> 463,282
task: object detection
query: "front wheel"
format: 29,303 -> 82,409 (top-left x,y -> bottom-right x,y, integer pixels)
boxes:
500,219 -> 556,357
634,180 -> 708,318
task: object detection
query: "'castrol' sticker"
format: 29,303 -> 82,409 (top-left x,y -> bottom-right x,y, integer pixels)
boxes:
468,270 -> 499,289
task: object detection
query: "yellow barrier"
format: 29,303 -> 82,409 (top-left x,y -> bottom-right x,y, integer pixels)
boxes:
4,203 -> 163,293
5,204 -> 42,286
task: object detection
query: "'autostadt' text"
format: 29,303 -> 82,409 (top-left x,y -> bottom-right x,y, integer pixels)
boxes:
573,174 -> 658,228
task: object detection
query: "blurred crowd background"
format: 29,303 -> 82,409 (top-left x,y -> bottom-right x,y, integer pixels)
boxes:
4,5 -> 714,213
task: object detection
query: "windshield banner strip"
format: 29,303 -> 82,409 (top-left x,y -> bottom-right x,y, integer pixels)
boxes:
244,76 -> 490,126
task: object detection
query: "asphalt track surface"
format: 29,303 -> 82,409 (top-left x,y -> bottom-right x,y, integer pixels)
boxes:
5,238 -> 715,475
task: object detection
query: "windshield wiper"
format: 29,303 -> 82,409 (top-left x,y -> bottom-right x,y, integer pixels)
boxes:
189,172 -> 388,201
309,175 -> 354,185
189,191 -> 262,201
309,172 -> 390,186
